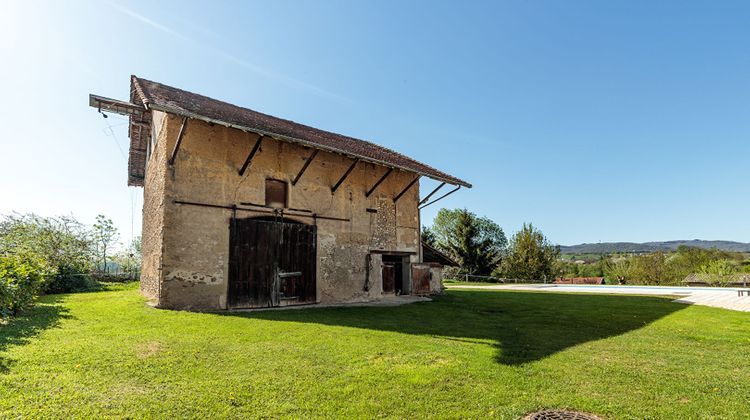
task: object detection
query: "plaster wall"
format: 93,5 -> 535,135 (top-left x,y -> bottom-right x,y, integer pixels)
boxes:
145,114 -> 421,310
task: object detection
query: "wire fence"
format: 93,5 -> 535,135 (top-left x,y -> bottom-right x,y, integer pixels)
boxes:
91,267 -> 140,282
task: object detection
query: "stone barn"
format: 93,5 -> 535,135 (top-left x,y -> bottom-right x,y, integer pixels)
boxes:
90,76 -> 471,310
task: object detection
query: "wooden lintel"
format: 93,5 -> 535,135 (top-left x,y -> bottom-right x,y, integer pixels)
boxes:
331,158 -> 359,193
168,117 -> 188,165
292,149 -> 319,185
419,182 -> 445,205
393,175 -> 420,203
238,135 -> 263,176
365,167 -> 393,198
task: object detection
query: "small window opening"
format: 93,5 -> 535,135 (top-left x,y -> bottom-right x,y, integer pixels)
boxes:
265,179 -> 288,208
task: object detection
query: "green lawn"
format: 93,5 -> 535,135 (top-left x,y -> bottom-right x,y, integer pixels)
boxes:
1,283 -> 749,418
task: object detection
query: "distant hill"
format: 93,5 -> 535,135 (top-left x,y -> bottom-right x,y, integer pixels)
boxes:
560,240 -> 750,254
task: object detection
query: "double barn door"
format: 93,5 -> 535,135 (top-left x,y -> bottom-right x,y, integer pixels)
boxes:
228,218 -> 317,308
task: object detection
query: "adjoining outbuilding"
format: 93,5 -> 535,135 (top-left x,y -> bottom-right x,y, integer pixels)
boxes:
90,76 -> 470,310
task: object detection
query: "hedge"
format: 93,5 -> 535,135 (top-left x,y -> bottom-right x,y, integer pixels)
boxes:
0,255 -> 47,319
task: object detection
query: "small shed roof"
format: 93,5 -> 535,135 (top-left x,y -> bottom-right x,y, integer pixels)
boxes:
121,75 -> 470,188
422,242 -> 459,267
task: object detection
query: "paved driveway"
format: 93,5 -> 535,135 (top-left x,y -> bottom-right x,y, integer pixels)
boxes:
446,283 -> 750,312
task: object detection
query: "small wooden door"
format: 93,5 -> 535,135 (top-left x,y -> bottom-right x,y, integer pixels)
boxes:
411,263 -> 432,295
228,218 -> 316,308
382,263 -> 396,294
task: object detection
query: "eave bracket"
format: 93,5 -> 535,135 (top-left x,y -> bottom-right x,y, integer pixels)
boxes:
168,117 -> 189,165
365,167 -> 393,198
292,149 -> 319,185
331,158 -> 359,193
239,135 -> 264,176
394,175 -> 420,203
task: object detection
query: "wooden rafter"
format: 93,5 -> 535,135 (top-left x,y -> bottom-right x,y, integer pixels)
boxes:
331,158 -> 359,193
238,135 -> 263,176
168,117 -> 189,165
365,167 -> 393,198
292,149 -> 319,185
393,175 -> 420,203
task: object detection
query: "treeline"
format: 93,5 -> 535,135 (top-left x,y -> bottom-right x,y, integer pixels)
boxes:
558,246 -> 750,285
0,213 -> 140,319
422,208 -> 560,281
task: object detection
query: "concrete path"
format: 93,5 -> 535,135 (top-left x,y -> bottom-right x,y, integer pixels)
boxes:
446,283 -> 750,312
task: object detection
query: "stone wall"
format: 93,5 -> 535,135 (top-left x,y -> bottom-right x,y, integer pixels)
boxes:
144,114 -> 421,310
139,111 -> 168,303
429,264 -> 445,294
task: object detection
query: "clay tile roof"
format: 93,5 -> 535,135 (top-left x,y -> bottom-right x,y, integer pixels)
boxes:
130,75 -> 470,187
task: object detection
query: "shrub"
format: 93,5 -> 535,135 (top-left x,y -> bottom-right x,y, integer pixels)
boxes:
0,255 -> 47,318
43,272 -> 97,294
0,214 -> 96,294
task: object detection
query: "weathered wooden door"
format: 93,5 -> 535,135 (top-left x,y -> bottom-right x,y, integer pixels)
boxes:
228,218 -> 317,308
411,263 -> 432,295
382,263 -> 396,294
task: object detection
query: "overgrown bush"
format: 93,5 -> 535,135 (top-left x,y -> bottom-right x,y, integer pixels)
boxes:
0,214 -> 97,294
0,255 -> 47,318
43,272 -> 97,294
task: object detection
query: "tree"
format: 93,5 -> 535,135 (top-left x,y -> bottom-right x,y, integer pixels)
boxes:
603,256 -> 632,284
626,252 -> 673,285
421,226 -> 437,247
428,208 -> 507,275
698,259 -> 737,276
112,236 -> 142,275
499,223 -> 560,281
92,215 -> 119,273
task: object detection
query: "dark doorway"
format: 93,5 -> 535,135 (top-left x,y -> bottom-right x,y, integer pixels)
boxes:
382,255 -> 407,295
382,263 -> 395,294
228,217 -> 317,309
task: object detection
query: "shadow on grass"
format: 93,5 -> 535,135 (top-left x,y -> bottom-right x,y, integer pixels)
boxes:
232,290 -> 686,365
0,295 -> 70,374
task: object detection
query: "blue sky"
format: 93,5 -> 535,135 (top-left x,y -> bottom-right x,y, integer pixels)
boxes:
1,0 -> 749,247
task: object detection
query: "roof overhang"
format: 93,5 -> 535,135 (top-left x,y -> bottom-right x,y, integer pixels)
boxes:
145,102 -> 472,188
89,94 -> 150,187
89,94 -> 146,117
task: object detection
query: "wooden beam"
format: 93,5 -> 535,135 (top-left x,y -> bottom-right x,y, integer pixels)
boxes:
419,182 -> 445,205
365,167 -> 393,198
393,175 -> 420,203
168,117 -> 188,165
238,135 -> 263,176
292,149 -> 318,185
331,158 -> 359,193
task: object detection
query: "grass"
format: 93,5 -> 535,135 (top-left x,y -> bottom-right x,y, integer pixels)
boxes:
1,283 -> 749,418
